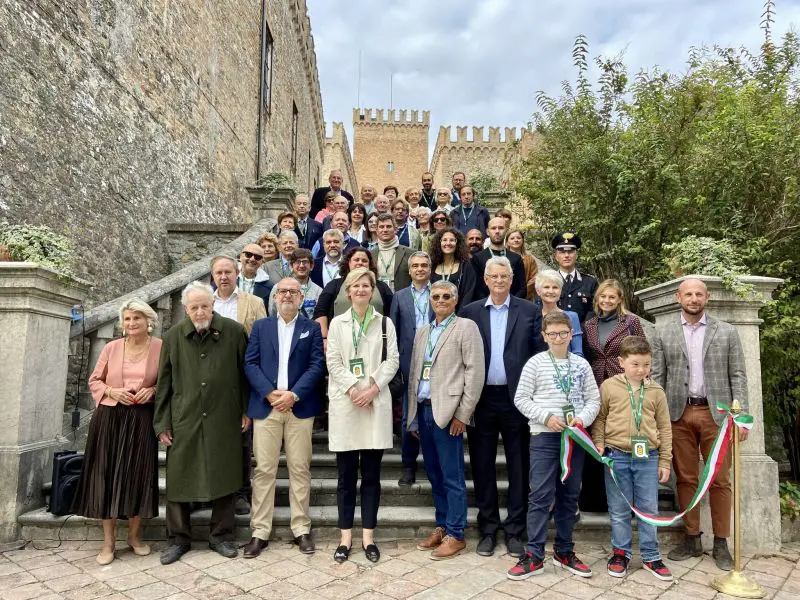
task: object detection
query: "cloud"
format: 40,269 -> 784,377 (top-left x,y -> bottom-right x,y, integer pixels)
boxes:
308,0 -> 800,161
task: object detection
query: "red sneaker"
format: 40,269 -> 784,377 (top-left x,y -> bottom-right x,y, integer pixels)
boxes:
507,552 -> 544,581
606,549 -> 629,578
553,550 -> 593,577
643,559 -> 673,581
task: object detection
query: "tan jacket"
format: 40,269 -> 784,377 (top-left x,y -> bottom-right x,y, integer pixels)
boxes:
326,310 -> 400,452
237,291 -> 267,335
592,374 -> 673,468
407,316 -> 485,429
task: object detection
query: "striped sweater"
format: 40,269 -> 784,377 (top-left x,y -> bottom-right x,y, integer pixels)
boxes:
513,352 -> 600,434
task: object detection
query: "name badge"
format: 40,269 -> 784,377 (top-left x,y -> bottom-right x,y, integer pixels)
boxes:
421,361 -> 432,381
349,358 -> 365,380
562,404 -> 576,426
631,435 -> 650,460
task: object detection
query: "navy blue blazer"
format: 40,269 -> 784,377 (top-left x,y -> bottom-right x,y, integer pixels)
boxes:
295,218 -> 323,251
244,315 -> 325,420
310,187 -> 354,218
451,203 -> 490,236
389,285 -> 435,381
252,280 -> 274,308
459,295 -> 547,398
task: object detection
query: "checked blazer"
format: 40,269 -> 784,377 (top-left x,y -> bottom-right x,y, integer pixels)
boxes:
650,314 -> 748,425
583,313 -> 646,385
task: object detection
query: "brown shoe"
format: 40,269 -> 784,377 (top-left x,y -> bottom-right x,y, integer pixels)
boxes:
417,527 -> 445,550
242,537 -> 268,558
430,535 -> 466,560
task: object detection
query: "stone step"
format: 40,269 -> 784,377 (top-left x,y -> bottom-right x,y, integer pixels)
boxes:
18,505 -> 685,545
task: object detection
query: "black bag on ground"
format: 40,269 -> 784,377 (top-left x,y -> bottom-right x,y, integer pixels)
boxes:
49,450 -> 84,516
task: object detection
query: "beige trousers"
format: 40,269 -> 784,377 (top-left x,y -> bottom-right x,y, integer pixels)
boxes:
251,409 -> 314,540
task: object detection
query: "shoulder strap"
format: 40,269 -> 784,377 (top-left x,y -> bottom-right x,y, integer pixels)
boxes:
381,316 -> 388,362
627,315 -> 634,337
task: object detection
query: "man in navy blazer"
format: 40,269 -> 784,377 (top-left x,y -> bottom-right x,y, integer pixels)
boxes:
293,194 -> 323,251
309,169 -> 354,218
242,278 -> 325,558
389,251 -> 435,486
459,256 -> 547,559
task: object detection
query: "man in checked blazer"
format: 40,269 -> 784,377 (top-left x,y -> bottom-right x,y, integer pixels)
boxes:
407,280 -> 485,560
650,277 -> 748,571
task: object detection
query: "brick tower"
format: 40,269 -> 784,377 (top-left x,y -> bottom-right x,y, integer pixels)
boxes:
352,108 -> 430,198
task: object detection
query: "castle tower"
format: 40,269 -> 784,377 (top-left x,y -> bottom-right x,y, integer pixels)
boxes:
352,108 -> 430,198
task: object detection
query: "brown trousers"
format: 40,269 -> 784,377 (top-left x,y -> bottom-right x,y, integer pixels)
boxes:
672,405 -> 731,537
166,494 -> 235,545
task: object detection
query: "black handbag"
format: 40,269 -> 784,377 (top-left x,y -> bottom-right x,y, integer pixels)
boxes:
381,316 -> 405,401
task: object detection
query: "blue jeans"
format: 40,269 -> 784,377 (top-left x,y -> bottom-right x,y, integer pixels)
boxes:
604,447 -> 662,562
418,404 -> 467,540
526,432 -> 584,560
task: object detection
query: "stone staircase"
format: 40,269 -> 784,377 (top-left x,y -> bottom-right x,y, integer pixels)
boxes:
19,431 -> 683,544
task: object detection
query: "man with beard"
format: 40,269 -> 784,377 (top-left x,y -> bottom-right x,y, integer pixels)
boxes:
420,172 -> 436,209
466,229 -> 484,255
155,282 -> 251,564
311,229 -> 344,289
471,218 -> 527,300
451,172 -> 466,206
311,211 -> 360,258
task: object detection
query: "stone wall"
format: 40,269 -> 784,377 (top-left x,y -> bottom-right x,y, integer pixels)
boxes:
0,0 -> 324,305
429,126 -> 538,188
323,122 -> 358,196
353,108 -> 429,197
165,224 -> 248,272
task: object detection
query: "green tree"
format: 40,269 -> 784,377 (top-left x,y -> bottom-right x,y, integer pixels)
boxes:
513,2 -> 800,474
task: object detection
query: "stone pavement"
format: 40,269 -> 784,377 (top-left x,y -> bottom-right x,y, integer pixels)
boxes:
1,538 -> 799,600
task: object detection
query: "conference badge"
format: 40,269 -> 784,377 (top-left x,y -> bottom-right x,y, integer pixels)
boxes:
349,358 -> 365,380
562,404 -> 576,427
421,361 -> 432,382
631,435 -> 649,460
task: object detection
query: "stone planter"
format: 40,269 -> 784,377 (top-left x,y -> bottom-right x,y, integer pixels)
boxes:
781,515 -> 800,543
0,263 -> 90,543
247,186 -> 296,222
481,191 -> 511,212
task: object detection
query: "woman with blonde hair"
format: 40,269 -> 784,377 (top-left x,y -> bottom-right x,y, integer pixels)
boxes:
505,229 -> 538,301
326,268 -> 399,564
256,233 -> 279,263
72,299 -> 162,565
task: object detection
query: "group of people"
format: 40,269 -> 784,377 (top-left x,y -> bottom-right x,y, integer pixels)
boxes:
69,168 -> 749,586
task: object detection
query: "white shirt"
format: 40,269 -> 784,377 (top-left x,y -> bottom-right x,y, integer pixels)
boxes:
277,313 -> 298,391
213,288 -> 239,320
559,269 -> 578,282
322,257 -> 340,287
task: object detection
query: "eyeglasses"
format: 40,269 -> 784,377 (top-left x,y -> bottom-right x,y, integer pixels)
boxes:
544,331 -> 572,340
433,217 -> 447,223
292,259 -> 311,266
431,293 -> 453,301
486,274 -> 511,281
242,251 -> 264,260
276,289 -> 302,296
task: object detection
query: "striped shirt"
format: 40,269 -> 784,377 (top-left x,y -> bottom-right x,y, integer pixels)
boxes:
513,352 -> 601,434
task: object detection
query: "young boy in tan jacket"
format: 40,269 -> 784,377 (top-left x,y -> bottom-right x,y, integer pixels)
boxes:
592,336 -> 673,581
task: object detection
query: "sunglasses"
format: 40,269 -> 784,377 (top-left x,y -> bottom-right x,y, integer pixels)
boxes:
433,217 -> 447,223
242,251 -> 264,260
431,293 -> 454,301
436,192 -> 449,196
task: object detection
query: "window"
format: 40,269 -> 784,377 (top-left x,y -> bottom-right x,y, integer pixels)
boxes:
290,102 -> 298,176
386,161 -> 395,173
260,16 -> 274,115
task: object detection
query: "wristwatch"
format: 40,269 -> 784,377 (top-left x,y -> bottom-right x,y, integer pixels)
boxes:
291,392 -> 299,403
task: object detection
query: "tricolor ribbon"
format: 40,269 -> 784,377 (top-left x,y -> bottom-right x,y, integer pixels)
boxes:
559,402 -> 754,527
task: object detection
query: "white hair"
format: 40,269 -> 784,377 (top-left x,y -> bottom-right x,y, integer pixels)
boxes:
535,270 -> 564,290
322,228 -> 344,242
277,230 -> 299,243
416,207 -> 432,217
485,256 -> 513,276
118,298 -> 158,331
431,280 -> 458,299
181,281 -> 214,305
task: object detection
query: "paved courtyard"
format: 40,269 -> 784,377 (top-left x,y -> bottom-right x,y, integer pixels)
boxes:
1,539 -> 799,600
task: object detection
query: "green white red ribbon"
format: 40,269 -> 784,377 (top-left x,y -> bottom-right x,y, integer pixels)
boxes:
560,402 -> 754,527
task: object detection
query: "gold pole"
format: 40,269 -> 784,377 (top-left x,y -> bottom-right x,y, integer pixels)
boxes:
711,399 -> 766,598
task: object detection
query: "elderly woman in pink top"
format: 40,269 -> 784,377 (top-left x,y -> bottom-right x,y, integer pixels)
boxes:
71,299 -> 162,566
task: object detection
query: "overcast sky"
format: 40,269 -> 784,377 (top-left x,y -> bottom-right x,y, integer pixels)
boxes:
307,0 -> 800,160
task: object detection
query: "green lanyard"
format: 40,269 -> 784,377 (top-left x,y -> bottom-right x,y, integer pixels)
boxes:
625,377 -> 645,432
378,251 -> 394,278
412,286 -> 429,322
460,204 -> 474,223
548,351 -> 572,400
442,260 -> 455,282
426,313 -> 456,357
351,306 -> 373,355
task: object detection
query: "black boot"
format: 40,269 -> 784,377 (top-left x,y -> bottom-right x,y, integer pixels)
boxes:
667,534 -> 703,561
712,537 -> 733,571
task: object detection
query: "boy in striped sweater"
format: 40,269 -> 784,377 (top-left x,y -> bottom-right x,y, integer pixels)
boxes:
507,312 -> 600,581
592,336 -> 673,581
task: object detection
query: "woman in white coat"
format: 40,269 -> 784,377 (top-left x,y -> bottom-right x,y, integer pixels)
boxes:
326,267 -> 400,564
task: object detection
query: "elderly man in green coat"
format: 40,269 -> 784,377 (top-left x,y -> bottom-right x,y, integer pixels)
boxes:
154,281 -> 251,565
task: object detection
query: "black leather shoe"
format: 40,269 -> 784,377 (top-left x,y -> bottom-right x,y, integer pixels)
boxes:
363,543 -> 380,563
295,533 -> 315,554
160,543 -> 190,565
208,540 -> 238,558
476,534 -> 496,557
398,467 -> 416,486
242,537 -> 268,558
333,545 -> 351,563
505,536 -> 525,558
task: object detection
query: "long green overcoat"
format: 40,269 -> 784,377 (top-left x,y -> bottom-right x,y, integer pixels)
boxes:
154,313 -> 249,502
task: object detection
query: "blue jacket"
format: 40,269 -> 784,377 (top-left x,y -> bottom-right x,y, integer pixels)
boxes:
244,315 -> 325,420
295,218 -> 323,251
389,285 -> 435,381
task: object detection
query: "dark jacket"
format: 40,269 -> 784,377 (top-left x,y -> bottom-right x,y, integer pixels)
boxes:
451,203 -> 490,236
389,285 -> 435,381
295,217 -> 323,251
430,260 -> 477,310
310,256 -> 341,289
583,313 -> 646,385
471,249 -> 527,300
371,245 -> 416,292
459,295 -> 547,398
244,315 -> 325,420
558,270 -> 599,323
310,187 -> 354,218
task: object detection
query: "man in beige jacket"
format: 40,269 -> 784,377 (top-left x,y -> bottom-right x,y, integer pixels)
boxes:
407,280 -> 485,560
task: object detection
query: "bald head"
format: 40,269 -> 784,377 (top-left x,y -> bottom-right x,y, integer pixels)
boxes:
375,195 -> 391,213
676,277 -> 710,319
240,243 -> 266,278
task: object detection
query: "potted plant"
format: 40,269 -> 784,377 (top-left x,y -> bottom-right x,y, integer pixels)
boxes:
0,221 -> 75,276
